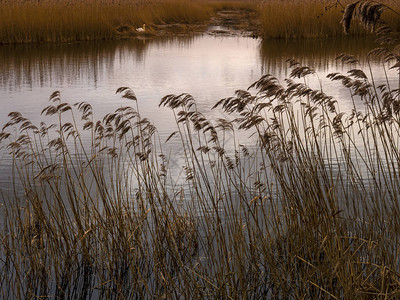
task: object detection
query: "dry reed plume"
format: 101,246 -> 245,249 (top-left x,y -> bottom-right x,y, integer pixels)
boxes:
0,0 -> 400,298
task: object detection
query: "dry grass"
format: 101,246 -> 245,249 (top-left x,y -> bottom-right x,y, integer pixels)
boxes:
0,1 -> 400,298
0,0 -> 213,44
0,0 -> 399,44
259,0 -> 400,38
0,21 -> 400,298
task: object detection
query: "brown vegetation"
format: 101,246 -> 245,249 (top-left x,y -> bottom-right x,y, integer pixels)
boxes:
0,0 -> 399,44
0,1 -> 400,298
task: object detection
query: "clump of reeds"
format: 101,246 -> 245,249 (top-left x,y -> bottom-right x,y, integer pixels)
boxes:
259,0 -> 400,39
1,0 -> 399,44
1,0 -> 400,298
0,0 -> 213,44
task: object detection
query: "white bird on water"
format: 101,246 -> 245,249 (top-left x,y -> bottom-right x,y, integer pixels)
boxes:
136,24 -> 146,33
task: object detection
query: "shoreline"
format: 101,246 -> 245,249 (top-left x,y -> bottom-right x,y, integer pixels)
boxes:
1,0 -> 398,45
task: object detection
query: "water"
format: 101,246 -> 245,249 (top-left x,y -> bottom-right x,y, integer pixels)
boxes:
0,36 -> 261,132
1,34 -> 399,298
0,34 -> 397,194
0,35 -> 387,130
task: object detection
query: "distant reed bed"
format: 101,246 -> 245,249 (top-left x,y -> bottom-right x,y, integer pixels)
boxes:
0,0 -> 213,44
260,0 -> 400,38
0,0 -> 399,44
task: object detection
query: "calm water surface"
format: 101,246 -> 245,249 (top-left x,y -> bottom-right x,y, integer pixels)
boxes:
0,36 -> 386,130
0,35 -> 395,191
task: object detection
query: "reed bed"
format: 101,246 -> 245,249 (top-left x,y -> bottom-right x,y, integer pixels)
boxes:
2,49 -> 400,298
1,0 -> 400,44
0,0 -> 213,44
260,0 -> 400,38
0,1 -> 400,298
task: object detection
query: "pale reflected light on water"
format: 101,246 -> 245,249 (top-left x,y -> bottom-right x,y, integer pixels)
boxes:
0,34 -> 396,191
0,36 -> 261,132
0,35 -> 383,128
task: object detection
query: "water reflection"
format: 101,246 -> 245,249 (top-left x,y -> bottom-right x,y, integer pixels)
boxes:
0,35 -> 389,172
260,36 -> 378,77
0,36 -> 261,131
0,35 -> 390,145
0,34 -> 395,203
0,36 -> 378,94
0,37 -> 197,91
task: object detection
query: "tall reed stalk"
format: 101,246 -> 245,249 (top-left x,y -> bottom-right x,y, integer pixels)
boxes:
0,0 -> 400,298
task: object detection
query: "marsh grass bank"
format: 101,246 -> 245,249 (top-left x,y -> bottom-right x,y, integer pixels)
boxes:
1,1 -> 400,299
0,0 -> 213,44
1,0 -> 399,44
260,0 -> 400,38
1,26 -> 400,299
